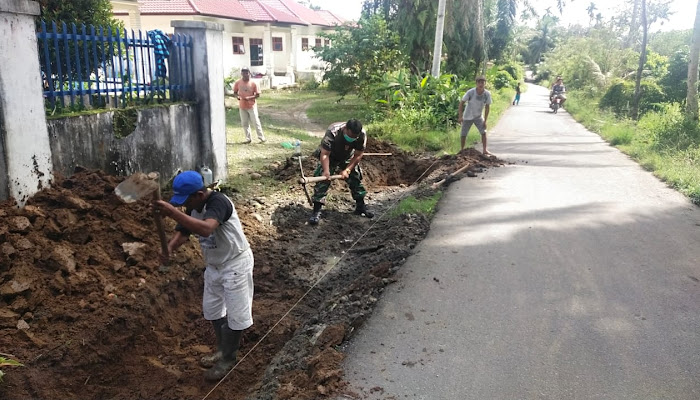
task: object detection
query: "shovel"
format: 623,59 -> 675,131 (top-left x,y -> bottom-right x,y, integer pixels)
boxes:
115,172 -> 169,261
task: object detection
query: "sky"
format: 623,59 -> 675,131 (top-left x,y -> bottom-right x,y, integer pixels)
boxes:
305,0 -> 697,31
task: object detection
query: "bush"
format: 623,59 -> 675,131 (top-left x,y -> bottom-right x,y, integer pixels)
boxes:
599,80 -> 666,117
638,103 -> 700,150
492,70 -> 514,90
501,63 -> 524,81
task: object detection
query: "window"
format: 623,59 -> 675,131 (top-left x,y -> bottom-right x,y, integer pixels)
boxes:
272,37 -> 283,51
301,38 -> 309,51
324,39 -> 330,47
249,38 -> 263,66
232,37 -> 244,54
315,38 -> 322,49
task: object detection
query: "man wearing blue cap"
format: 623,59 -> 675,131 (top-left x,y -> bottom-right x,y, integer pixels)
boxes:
154,170 -> 253,381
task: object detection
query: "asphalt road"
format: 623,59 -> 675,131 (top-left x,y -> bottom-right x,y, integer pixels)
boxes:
337,84 -> 700,399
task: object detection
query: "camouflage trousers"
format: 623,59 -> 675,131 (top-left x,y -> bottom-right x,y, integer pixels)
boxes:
311,160 -> 367,204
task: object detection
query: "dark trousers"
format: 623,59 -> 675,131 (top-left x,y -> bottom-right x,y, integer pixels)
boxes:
312,159 -> 367,204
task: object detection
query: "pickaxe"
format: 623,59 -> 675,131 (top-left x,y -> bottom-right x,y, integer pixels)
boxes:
297,156 -> 343,206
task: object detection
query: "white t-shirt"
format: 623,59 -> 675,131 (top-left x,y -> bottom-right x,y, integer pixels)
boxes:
461,87 -> 492,120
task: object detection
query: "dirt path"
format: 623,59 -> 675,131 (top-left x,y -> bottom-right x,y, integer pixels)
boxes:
260,99 -> 327,137
0,96 -> 504,400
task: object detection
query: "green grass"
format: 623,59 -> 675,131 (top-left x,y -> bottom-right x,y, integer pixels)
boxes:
224,87 -> 514,196
390,192 -> 443,217
305,93 -> 374,126
366,87 -> 515,154
566,92 -> 700,204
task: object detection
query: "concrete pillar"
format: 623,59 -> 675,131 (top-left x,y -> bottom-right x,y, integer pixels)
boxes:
172,20 -> 227,182
0,0 -> 53,206
290,26 -> 298,72
264,23 -> 273,77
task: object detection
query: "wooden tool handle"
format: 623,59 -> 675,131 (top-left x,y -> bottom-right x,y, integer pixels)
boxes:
298,174 -> 344,184
152,186 -> 170,263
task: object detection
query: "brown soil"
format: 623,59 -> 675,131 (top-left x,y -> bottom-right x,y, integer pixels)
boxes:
0,143 -> 502,399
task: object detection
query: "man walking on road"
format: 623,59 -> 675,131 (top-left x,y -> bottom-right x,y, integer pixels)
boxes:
458,75 -> 492,155
154,171 -> 254,381
234,67 -> 266,143
308,119 -> 374,225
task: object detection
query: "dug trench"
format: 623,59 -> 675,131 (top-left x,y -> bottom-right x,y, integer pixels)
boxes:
0,139 -> 503,400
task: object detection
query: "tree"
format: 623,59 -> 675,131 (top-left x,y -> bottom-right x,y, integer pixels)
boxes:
526,14 -> 559,66
632,0 -> 647,119
36,0 -> 124,82
486,0 -> 518,61
587,2 -> 598,26
687,0 -> 700,120
316,16 -> 405,99
37,0 -> 121,28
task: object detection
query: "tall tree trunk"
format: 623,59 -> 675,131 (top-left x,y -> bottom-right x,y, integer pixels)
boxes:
632,0 -> 647,120
626,0 -> 640,48
686,0 -> 700,120
475,0 -> 486,75
432,0 -> 447,77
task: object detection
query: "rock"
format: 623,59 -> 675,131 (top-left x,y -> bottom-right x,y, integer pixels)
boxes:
17,319 -> 30,330
253,197 -> 266,205
250,172 -> 263,180
112,261 -> 126,272
10,297 -> 29,314
0,279 -> 32,297
0,308 -> 20,328
62,195 -> 92,211
50,245 -> 76,274
53,209 -> 78,228
23,205 -> 46,219
1,242 -> 16,258
253,213 -> 264,223
14,238 -> 34,251
122,242 -> 147,265
8,216 -> 31,233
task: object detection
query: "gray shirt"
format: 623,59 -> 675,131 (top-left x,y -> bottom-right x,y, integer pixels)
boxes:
461,87 -> 492,120
178,192 -> 250,267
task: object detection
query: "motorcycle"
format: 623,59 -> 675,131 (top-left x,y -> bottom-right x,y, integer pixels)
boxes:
550,93 -> 563,114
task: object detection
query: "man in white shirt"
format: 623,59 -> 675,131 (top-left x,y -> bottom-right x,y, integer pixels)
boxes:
457,76 -> 492,155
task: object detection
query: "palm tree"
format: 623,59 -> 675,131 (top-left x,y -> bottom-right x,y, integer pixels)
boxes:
587,2 -> 598,26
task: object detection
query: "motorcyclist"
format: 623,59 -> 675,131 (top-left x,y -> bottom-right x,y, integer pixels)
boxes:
550,77 -> 566,108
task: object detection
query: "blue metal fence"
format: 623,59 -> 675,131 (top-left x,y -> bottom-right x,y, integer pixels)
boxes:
37,21 -> 194,111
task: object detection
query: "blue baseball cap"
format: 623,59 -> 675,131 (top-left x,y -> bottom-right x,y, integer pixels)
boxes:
170,170 -> 204,206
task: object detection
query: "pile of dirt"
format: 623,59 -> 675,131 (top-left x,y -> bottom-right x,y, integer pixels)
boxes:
0,145 -> 502,400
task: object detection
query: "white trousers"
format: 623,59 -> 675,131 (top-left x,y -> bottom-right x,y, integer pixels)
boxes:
239,105 -> 265,141
202,248 -> 254,330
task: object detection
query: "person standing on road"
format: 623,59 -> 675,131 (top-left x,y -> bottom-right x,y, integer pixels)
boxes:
308,119 -> 374,225
154,171 -> 254,382
458,75 -> 492,155
234,67 -> 266,144
513,82 -> 521,105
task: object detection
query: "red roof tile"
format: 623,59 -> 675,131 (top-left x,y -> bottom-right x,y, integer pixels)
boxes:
138,0 -> 337,26
316,10 -> 345,26
138,0 -> 197,14
193,0 -> 253,20
238,0 -> 272,20
277,0 -> 329,25
258,1 -> 307,24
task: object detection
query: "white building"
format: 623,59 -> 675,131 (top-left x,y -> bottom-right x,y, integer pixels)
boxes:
112,0 -> 345,88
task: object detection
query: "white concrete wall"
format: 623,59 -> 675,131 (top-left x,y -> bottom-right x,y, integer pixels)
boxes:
0,0 -> 53,206
172,20 -> 227,182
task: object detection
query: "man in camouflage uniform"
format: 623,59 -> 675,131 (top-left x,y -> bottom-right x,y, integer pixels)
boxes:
308,119 -> 374,225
